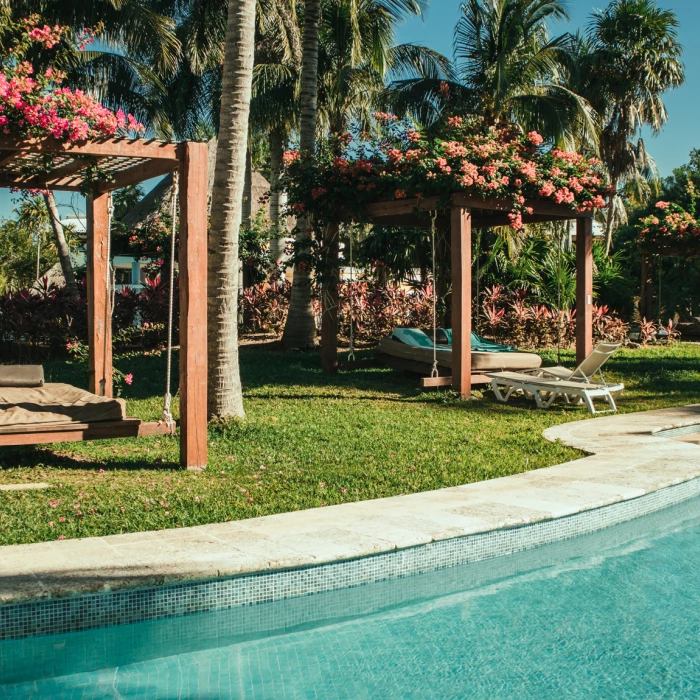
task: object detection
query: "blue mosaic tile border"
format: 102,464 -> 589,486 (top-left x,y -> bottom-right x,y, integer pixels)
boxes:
654,423 -> 700,439
2,476 -> 700,641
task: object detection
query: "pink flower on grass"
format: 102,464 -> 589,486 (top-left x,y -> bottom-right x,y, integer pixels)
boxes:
50,500 -> 60,508
124,373 -> 133,385
57,535 -> 65,541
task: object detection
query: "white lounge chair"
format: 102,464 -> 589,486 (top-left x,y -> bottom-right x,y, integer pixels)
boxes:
488,343 -> 624,414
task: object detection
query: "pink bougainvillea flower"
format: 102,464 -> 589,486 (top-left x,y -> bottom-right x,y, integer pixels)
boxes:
124,373 -> 134,385
656,201 -> 670,209
57,535 -> 66,540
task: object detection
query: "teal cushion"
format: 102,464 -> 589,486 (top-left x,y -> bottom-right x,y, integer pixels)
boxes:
438,328 -> 515,353
390,328 -> 448,349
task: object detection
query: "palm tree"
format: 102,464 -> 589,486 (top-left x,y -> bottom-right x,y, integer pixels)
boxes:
43,192 -> 78,296
207,0 -> 257,419
280,0 -> 434,348
390,0 -> 596,147
250,1 -> 302,263
583,0 -> 684,252
280,0 -> 323,349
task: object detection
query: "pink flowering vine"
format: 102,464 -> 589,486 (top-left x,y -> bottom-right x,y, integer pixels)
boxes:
0,16 -> 144,154
281,115 -> 610,232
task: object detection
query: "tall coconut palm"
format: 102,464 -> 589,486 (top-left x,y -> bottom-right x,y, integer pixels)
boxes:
390,0 -> 596,147
584,0 -> 684,252
279,0 -> 323,349
281,0 -> 433,348
250,1 -> 302,263
207,0 -> 257,419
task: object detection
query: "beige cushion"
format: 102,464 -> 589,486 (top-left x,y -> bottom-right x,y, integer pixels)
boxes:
0,383 -> 126,428
0,365 -> 44,388
376,339 -> 542,371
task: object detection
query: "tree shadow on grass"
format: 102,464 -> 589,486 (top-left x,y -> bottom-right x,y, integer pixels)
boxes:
0,445 -> 181,472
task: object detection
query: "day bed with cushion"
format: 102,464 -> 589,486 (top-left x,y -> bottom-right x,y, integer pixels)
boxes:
0,365 -> 171,446
375,328 -> 542,381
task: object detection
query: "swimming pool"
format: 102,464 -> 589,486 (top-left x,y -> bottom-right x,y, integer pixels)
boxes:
2,492 -> 699,699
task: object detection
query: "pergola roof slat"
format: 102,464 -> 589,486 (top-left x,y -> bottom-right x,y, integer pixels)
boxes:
0,136 -> 183,192
363,193 -> 592,224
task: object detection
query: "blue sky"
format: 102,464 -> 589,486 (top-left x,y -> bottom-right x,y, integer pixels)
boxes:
1,0 -> 697,219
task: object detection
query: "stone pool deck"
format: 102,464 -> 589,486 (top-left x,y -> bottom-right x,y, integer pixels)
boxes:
1,404 -> 699,605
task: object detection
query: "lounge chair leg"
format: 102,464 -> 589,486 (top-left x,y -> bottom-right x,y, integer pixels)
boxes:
582,393 -> 597,414
491,379 -> 506,402
605,391 -> 617,412
543,392 -> 558,409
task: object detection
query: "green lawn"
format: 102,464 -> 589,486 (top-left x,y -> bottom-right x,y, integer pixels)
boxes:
1,342 -> 698,546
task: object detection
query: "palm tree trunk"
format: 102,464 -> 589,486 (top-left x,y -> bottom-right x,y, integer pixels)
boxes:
604,181 -> 619,254
281,0 -> 321,349
207,0 -> 256,419
242,147 -> 253,225
269,127 -> 287,266
43,191 -> 77,296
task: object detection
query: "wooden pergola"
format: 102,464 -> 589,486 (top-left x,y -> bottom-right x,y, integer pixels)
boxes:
320,193 -> 595,398
0,136 -> 208,469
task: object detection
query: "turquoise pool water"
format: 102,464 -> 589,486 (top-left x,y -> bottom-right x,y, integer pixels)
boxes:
2,495 -> 700,699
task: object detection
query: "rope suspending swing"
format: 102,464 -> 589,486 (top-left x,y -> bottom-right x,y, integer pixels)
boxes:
347,230 -> 356,362
101,193 -> 116,397
162,172 -> 179,430
430,210 -> 439,378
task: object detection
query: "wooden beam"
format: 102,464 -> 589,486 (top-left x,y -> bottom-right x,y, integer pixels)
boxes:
471,213 -> 571,229
178,141 -> 208,469
364,193 -> 594,222
0,175 -> 83,191
576,217 -> 593,364
0,151 -> 18,166
364,196 -> 442,219
95,158 -> 178,193
421,374 -> 491,389
0,136 -> 179,161
451,207 -> 472,398
0,420 -> 174,447
640,256 -> 654,320
86,191 -> 113,397
321,224 -> 341,374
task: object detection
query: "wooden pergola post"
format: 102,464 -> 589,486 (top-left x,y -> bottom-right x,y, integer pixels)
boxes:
321,223 -> 340,374
178,142 -> 209,469
451,207 -> 472,398
576,216 -> 593,365
640,255 -> 654,321
86,190 -> 113,397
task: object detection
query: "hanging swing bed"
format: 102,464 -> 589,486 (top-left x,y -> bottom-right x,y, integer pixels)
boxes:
366,211 -> 542,387
320,194 -> 598,399
0,136 -> 208,469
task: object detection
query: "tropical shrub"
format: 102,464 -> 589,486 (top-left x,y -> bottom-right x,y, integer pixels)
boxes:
0,276 -> 177,361
239,281 -> 291,333
637,201 -> 700,256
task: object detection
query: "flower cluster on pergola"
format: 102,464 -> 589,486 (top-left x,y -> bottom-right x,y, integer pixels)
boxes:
319,193 -> 596,399
0,135 -> 208,469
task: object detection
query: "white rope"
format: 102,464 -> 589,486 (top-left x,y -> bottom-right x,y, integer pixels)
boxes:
100,193 -> 115,397
162,173 -> 179,429
347,231 -> 355,362
430,211 -> 439,378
